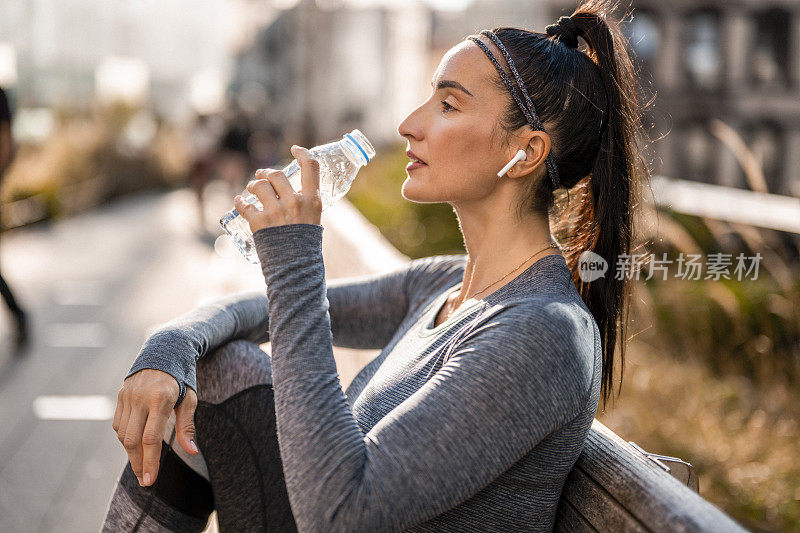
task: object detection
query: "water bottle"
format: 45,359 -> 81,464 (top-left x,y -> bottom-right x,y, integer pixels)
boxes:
220,129 -> 375,263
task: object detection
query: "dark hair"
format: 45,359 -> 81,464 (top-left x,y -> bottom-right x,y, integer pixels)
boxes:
488,0 -> 650,409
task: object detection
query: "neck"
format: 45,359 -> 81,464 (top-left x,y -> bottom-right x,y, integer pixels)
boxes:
452,196 -> 558,302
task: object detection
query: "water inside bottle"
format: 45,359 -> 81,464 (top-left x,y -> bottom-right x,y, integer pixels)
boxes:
220,129 -> 374,264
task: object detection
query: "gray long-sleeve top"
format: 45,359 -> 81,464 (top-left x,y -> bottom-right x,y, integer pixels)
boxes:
127,223 -> 602,532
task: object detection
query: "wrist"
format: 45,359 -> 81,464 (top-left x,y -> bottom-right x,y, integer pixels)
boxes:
128,329 -> 198,394
174,379 -> 187,408
253,223 -> 324,271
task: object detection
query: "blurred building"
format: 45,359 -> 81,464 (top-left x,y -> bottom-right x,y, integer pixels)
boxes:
548,0 -> 800,198
230,0 -> 430,148
228,0 -> 550,148
0,0 -> 265,120
429,0 -> 549,56
10,0 -> 793,196
235,0 -> 800,198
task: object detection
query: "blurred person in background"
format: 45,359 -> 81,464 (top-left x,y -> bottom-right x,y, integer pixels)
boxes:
0,86 -> 28,353
247,124 -> 281,171
217,106 -> 253,199
103,1 -> 649,530
187,112 -> 224,230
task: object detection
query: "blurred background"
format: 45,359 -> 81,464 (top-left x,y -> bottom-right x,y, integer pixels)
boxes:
0,0 -> 798,531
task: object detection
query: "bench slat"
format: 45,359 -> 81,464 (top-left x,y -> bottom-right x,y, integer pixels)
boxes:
558,466 -> 648,532
555,496 -> 599,532
555,419 -> 747,532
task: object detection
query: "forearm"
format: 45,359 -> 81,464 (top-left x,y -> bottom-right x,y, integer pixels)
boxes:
126,290 -> 270,396
254,224 -> 362,530
151,290 -> 270,356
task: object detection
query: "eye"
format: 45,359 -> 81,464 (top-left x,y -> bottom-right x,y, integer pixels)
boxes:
440,100 -> 456,113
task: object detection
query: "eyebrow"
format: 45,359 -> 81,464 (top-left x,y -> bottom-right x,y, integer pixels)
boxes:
431,79 -> 474,97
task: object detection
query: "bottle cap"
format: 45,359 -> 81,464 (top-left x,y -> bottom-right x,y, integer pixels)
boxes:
344,129 -> 375,164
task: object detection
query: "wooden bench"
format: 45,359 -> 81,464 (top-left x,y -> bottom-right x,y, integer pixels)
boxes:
555,419 -> 748,532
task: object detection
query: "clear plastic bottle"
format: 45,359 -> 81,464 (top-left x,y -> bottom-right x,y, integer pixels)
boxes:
220,129 -> 375,263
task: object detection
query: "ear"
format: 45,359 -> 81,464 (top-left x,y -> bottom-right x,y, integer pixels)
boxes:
506,130 -> 551,179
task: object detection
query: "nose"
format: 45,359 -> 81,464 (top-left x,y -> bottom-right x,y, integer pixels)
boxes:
397,102 -> 424,142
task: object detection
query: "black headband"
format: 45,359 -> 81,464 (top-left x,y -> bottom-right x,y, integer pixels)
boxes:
467,30 -> 561,190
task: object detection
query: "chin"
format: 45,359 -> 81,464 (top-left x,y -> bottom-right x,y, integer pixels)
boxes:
401,179 -> 448,204
400,179 -> 423,202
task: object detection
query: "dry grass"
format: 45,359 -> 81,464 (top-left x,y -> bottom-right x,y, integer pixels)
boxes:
0,105 -> 187,228
598,316 -> 800,531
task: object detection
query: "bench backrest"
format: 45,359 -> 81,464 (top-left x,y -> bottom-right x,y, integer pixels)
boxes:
555,419 -> 747,532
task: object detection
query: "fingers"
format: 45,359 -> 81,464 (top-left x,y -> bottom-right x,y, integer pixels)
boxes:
246,176 -> 280,212
233,193 -> 259,223
174,388 -> 200,456
255,168 -> 296,202
122,404 -> 148,484
112,386 -> 124,433
113,369 -> 184,487
290,145 -> 321,199
236,177 -> 279,231
117,399 -> 132,446
234,146 -> 322,232
140,400 -> 172,486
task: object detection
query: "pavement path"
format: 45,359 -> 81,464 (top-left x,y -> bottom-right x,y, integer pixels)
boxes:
0,184 -> 408,532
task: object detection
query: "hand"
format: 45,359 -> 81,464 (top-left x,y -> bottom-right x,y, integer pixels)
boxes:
112,368 -> 199,487
235,145 -> 323,234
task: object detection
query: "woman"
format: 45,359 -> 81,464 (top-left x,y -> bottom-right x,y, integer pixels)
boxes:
103,1 -> 647,531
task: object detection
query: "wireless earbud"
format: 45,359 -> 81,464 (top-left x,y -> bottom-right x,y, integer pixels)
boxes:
497,149 -> 527,178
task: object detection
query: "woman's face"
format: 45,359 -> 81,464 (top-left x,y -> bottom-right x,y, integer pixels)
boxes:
397,38 -> 517,205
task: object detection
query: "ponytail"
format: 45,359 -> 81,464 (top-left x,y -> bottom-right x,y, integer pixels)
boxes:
491,0 -> 650,408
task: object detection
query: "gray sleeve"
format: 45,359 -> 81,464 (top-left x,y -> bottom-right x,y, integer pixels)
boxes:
255,223 -> 594,532
125,290 -> 271,405
326,252 -> 464,349
124,236 -> 451,406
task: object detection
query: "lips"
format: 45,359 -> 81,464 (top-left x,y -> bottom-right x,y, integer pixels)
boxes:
406,150 -> 427,165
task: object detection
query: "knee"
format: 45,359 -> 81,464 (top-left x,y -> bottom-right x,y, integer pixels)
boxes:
196,339 -> 272,404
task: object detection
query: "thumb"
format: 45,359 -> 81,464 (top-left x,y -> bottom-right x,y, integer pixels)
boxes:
174,388 -> 199,455
291,145 -> 320,197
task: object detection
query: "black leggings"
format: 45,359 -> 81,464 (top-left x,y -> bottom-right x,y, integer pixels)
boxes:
101,340 -> 298,532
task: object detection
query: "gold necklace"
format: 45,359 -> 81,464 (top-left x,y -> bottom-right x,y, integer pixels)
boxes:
442,242 -> 561,322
